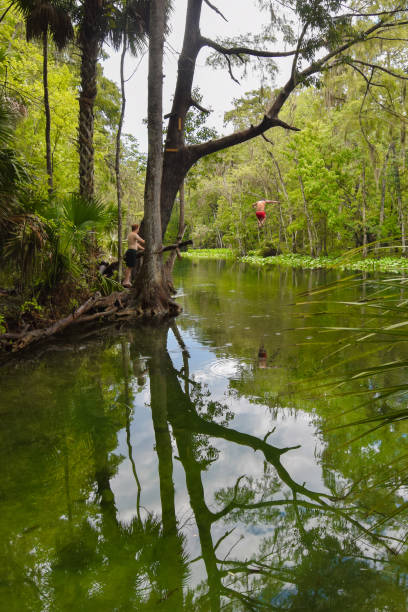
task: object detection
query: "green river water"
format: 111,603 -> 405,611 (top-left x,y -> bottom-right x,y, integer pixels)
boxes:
1,259 -> 408,611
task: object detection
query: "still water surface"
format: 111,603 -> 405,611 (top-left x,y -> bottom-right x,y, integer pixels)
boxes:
1,260 -> 408,610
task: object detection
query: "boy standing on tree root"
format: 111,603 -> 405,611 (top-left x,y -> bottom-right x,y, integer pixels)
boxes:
123,223 -> 145,288
252,198 -> 279,228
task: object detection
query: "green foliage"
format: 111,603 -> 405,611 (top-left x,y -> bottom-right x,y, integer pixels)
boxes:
185,248 -> 408,274
94,273 -> 122,297
20,297 -> 42,313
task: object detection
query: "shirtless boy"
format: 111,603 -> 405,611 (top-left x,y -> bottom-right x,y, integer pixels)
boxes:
252,199 -> 279,228
123,223 -> 145,288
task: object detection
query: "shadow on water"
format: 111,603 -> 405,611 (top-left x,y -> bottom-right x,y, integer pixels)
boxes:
1,316 -> 408,610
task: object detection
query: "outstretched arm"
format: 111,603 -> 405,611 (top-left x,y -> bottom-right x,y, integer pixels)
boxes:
265,200 -> 279,204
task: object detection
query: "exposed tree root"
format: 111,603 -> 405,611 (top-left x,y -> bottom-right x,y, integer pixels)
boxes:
0,284 -> 182,357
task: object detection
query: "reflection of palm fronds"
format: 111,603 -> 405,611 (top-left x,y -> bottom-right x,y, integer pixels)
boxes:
295,272 -> 408,437
115,513 -> 189,605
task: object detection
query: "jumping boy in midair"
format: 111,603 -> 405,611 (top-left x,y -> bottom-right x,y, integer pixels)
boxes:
252,198 -> 279,228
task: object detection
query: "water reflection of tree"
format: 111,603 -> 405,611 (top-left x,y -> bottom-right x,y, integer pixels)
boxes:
0,338 -> 189,610
138,323 -> 408,610
2,324 -> 408,610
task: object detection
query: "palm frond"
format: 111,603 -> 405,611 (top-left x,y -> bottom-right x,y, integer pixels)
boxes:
61,193 -> 112,230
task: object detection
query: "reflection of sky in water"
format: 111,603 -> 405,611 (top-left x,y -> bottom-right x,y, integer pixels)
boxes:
111,325 -> 327,586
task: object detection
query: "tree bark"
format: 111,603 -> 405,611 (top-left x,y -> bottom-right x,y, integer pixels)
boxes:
391,141 -> 406,255
43,30 -> 53,194
379,145 -> 391,243
116,38 -> 127,282
362,165 -> 368,257
78,0 -> 100,200
164,182 -> 186,293
136,0 -> 179,316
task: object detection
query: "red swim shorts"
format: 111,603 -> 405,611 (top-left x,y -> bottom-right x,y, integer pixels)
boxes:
256,211 -> 266,220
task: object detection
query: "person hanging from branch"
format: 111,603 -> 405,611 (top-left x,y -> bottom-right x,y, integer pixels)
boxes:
123,223 -> 145,288
252,198 -> 280,228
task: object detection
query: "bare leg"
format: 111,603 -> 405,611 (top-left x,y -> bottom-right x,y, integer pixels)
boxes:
123,267 -> 132,287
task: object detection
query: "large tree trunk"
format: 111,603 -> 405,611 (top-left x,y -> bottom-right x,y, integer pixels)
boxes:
159,0 -> 203,236
43,30 -> 53,194
115,38 -> 127,283
78,0 -> 100,200
164,182 -> 186,293
135,0 -> 179,316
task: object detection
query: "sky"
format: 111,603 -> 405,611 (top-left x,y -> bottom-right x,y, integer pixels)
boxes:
102,0 -> 293,152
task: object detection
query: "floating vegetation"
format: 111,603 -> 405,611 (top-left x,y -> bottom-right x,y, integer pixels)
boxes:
184,249 -> 408,274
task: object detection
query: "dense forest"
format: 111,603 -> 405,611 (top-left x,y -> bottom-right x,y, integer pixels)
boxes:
1,0 -> 408,347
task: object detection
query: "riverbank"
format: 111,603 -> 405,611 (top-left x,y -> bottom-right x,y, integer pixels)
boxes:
183,249 -> 408,273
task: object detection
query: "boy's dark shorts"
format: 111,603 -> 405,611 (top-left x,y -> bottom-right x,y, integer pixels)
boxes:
125,248 -> 139,268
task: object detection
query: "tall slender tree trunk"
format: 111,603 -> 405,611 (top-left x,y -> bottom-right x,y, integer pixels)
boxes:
401,83 -> 406,171
298,173 -> 314,256
136,0 -> 178,315
391,141 -> 406,255
362,165 -> 368,257
43,30 -> 53,195
376,145 -> 391,253
78,0 -> 100,200
115,37 -> 127,282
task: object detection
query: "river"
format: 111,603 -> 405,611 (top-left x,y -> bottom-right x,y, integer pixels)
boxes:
1,259 -> 408,610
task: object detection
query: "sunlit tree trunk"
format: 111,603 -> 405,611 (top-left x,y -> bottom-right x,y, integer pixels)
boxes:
391,141 -> 406,255
164,182 -> 186,293
136,0 -> 178,315
362,165 -> 368,257
377,144 -> 391,252
116,37 -> 127,282
42,30 -> 53,194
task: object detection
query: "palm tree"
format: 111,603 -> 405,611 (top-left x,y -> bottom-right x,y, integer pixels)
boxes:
19,0 -> 74,194
76,0 -> 149,202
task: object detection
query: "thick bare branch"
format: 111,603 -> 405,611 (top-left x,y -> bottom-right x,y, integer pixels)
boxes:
185,16 -> 394,166
200,35 -> 298,58
187,116 -> 299,161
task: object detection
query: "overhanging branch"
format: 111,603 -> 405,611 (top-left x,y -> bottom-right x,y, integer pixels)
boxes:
201,35 -> 298,58
187,115 -> 300,162
203,0 -> 227,22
